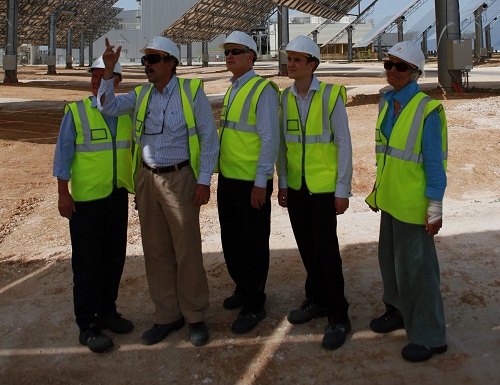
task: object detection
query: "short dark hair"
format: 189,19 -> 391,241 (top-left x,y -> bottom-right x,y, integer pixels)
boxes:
306,56 -> 319,72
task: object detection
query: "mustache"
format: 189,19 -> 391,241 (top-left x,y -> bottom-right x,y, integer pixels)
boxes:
145,67 -> 155,74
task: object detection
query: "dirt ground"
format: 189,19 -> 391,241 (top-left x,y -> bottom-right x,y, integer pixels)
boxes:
0,63 -> 499,385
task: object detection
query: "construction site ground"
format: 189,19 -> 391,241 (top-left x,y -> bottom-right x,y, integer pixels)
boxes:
0,61 -> 498,385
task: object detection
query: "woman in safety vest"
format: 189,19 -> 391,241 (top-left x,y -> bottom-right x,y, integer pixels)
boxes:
366,41 -> 448,362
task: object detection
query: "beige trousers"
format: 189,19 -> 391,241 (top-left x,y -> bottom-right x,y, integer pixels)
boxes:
136,165 -> 209,324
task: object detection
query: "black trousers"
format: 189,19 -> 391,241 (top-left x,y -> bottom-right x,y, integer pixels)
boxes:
287,183 -> 349,324
217,174 -> 273,313
70,188 -> 129,330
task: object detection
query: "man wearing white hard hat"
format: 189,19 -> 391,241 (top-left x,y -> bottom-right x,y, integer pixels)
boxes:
216,31 -> 279,334
276,35 -> 353,351
53,56 -> 134,353
366,40 -> 448,362
98,36 -> 219,347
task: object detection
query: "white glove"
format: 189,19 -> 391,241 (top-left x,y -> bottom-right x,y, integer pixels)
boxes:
427,199 -> 442,224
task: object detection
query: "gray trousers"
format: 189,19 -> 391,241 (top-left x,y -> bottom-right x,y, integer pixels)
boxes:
378,211 -> 446,347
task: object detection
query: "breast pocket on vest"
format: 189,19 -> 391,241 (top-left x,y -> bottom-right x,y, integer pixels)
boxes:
91,128 -> 108,141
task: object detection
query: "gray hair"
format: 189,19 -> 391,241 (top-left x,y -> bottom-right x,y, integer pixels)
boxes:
410,69 -> 422,82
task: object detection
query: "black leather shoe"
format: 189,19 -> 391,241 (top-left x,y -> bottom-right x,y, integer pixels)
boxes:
189,321 -> 209,347
231,309 -> 266,334
321,320 -> 351,351
142,317 -> 185,345
370,305 -> 405,333
223,292 -> 246,310
401,343 -> 447,362
79,325 -> 113,353
100,314 -> 134,334
287,299 -> 329,324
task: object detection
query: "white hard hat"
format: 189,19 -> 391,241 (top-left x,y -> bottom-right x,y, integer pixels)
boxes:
89,56 -> 122,78
388,41 -> 425,72
219,31 -> 257,55
140,36 -> 180,63
284,35 -> 321,62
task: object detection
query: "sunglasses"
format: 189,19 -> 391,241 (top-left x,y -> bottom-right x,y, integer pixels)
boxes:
224,48 -> 250,56
383,60 -> 415,72
141,54 -> 165,65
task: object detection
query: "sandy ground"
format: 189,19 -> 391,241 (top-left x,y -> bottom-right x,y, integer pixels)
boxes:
0,63 -> 499,385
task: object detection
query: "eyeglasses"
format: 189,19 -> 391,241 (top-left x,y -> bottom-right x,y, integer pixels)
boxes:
383,60 -> 415,72
141,54 -> 165,66
224,48 -> 250,56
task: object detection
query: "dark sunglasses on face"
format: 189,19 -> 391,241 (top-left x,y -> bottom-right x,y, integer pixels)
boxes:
384,60 -> 415,72
141,54 -> 165,65
224,48 -> 250,56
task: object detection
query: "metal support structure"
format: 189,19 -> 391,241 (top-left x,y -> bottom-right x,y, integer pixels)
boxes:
377,36 -> 383,61
187,43 -> 193,66
397,16 -> 405,42
48,10 -> 77,74
485,25 -> 492,57
66,28 -> 73,69
277,6 -> 289,76
202,42 -> 209,67
474,5 -> 486,58
422,29 -> 428,59
79,31 -> 85,66
47,13 -> 57,74
87,30 -> 94,66
347,26 -> 353,63
3,0 -> 19,83
311,30 -> 318,43
436,0 -> 461,92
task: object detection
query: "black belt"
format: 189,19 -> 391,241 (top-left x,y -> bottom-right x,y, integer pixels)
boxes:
142,159 -> 189,174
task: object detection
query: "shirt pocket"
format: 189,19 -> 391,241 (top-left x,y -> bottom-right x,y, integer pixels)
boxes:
166,110 -> 187,133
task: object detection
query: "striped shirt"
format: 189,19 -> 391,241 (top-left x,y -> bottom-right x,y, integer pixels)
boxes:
97,75 -> 219,186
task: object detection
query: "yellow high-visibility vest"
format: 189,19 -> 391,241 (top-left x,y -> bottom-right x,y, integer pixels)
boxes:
132,78 -> 202,187
218,76 -> 278,181
365,92 -> 448,224
281,82 -> 346,192
67,98 -> 133,201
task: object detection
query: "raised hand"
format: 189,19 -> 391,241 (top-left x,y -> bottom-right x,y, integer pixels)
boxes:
102,37 -> 122,71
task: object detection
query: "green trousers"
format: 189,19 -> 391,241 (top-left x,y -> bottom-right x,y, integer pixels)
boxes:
378,211 -> 446,347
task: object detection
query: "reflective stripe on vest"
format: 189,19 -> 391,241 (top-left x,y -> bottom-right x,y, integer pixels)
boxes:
218,76 -> 278,181
131,78 -> 202,186
67,98 -> 133,201
281,83 -> 346,192
365,92 -> 448,224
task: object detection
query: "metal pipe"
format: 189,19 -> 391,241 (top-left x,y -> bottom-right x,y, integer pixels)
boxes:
3,0 -> 19,83
66,27 -> 73,69
436,0 -> 461,92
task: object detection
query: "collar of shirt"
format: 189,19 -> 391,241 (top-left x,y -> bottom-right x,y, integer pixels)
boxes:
290,75 -> 320,100
90,95 -> 98,108
230,69 -> 256,88
383,81 -> 420,110
151,74 -> 178,97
